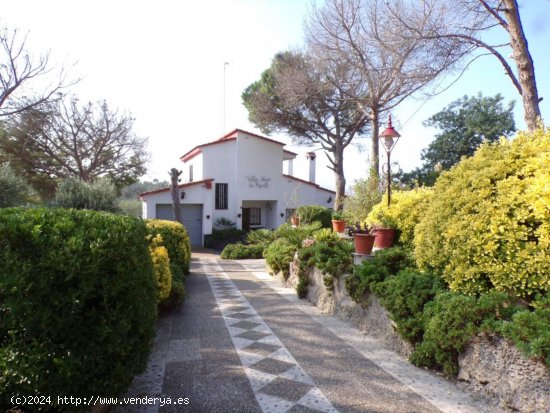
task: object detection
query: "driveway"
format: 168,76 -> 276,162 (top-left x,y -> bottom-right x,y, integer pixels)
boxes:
116,253 -> 501,413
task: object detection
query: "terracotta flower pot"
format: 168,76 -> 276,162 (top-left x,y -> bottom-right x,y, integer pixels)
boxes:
332,219 -> 346,233
353,233 -> 376,255
374,228 -> 395,249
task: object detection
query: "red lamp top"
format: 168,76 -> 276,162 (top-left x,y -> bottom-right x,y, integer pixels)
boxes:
379,115 -> 401,139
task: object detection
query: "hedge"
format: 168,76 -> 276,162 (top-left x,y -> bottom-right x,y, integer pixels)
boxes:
146,219 -> 191,274
414,127 -> 550,297
220,243 -> 265,259
146,219 -> 191,308
149,234 -> 172,303
0,208 -> 156,411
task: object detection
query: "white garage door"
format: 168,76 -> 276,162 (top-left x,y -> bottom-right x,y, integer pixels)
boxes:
155,204 -> 203,247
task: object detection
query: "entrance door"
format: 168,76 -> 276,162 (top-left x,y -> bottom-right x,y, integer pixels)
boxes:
242,208 -> 251,231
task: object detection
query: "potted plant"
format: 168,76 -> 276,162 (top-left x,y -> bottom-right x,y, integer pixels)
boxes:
331,211 -> 346,233
371,217 -> 396,249
348,222 -> 375,255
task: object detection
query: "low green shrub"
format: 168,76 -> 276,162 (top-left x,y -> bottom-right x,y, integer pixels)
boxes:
274,222 -> 322,247
499,292 -> 550,367
410,291 -> 520,376
204,227 -> 247,250
247,228 -> 276,248
299,238 -> 353,280
296,205 -> 332,228
345,247 -> 416,303
264,238 -> 297,278
0,208 -> 156,411
374,270 -> 445,343
221,243 -> 264,259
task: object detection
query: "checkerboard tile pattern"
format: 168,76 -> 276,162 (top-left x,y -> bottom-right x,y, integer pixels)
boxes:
204,262 -> 338,413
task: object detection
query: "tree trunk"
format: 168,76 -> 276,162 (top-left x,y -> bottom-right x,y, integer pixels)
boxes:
370,107 -> 380,177
502,0 -> 541,131
169,168 -> 183,224
333,145 -> 346,211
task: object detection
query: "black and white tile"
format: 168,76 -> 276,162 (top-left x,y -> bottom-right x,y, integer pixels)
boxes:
203,261 -> 337,413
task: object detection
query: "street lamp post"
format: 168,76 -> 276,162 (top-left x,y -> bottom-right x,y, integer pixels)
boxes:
379,115 -> 401,207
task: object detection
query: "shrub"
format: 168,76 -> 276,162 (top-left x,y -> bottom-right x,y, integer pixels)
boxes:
373,269 -> 445,343
0,163 -> 31,207
264,238 -> 297,278
204,227 -> 246,251
246,228 -> 276,248
149,234 -> 172,303
0,208 -> 156,411
55,177 -> 119,212
220,243 -> 264,259
299,238 -> 353,280
146,220 -> 191,308
499,292 -> 550,367
346,247 -> 416,303
414,128 -> 550,297
410,291 -> 520,376
366,187 -> 434,248
296,205 -> 332,228
146,219 -> 191,274
274,222 -> 322,247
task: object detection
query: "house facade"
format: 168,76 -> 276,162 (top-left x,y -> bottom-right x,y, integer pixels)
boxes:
140,129 -> 335,246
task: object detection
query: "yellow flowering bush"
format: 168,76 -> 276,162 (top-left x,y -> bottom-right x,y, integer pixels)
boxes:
366,187 -> 434,248
414,127 -> 550,297
149,234 -> 172,303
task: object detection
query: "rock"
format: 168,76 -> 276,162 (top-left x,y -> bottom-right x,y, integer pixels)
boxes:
458,334 -> 550,413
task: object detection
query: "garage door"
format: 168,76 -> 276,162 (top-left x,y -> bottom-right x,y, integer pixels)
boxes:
155,204 -> 203,247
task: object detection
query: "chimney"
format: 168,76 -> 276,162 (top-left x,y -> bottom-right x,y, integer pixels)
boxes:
305,152 -> 316,183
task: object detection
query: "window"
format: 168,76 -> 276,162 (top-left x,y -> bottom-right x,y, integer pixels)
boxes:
249,208 -> 261,225
215,183 -> 228,209
189,165 -> 193,182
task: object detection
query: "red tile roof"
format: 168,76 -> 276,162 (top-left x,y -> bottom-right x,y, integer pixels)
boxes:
140,179 -> 214,199
179,128 -> 296,162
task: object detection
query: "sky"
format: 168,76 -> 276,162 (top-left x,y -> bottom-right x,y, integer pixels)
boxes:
2,0 -> 549,190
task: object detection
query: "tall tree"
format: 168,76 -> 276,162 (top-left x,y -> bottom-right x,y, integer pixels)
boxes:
392,0 -> 541,131
400,93 -> 516,187
0,96 -> 148,198
306,0 -> 466,176
169,168 -> 183,224
0,26 -> 73,118
242,51 -> 369,210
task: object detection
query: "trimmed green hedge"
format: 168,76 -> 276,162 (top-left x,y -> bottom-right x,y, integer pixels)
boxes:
220,243 -> 264,259
146,219 -> 191,309
0,208 -> 157,411
146,219 -> 191,274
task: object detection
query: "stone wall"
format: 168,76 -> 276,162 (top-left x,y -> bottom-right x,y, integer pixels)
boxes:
284,262 -> 550,413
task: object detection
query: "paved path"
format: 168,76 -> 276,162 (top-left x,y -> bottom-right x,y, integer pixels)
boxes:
118,253 -> 501,413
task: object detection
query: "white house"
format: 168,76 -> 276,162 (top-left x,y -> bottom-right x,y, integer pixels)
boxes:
140,129 -> 335,246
